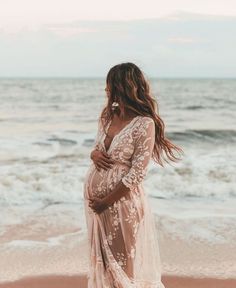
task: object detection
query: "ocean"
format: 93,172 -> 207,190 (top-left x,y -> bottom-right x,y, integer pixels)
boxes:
0,78 -> 236,279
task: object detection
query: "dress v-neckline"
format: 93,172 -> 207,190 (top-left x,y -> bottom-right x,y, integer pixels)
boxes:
102,115 -> 140,153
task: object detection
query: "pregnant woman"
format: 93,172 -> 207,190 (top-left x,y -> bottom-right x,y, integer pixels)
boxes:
83,62 -> 183,288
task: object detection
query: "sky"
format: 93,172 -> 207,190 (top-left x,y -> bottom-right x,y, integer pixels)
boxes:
0,0 -> 236,77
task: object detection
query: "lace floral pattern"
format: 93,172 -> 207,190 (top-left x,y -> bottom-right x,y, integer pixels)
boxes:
121,118 -> 155,190
83,116 -> 165,288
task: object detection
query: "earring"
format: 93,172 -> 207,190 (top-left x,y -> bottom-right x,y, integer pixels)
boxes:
111,101 -> 119,111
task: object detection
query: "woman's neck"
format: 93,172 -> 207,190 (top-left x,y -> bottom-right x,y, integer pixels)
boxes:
113,111 -> 138,122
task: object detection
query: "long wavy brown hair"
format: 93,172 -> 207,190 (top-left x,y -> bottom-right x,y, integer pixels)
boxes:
99,62 -> 184,167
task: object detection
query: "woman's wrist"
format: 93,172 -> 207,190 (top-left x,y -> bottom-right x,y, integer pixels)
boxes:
102,180 -> 130,207
102,195 -> 113,208
90,149 -> 97,160
101,197 -> 110,210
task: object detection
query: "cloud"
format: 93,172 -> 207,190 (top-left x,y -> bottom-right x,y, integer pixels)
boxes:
46,27 -> 98,38
0,11 -> 235,77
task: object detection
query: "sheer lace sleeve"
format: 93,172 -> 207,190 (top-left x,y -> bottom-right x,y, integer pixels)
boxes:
121,117 -> 155,189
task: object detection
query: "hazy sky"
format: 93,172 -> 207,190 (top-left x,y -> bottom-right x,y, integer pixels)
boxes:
0,1 -> 235,77
1,0 -> 236,28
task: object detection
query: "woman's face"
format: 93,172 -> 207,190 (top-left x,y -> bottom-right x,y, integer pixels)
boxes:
104,85 -> 110,98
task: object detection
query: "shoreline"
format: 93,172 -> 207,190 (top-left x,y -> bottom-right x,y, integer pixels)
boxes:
1,201 -> 235,285
1,221 -> 235,282
0,274 -> 235,288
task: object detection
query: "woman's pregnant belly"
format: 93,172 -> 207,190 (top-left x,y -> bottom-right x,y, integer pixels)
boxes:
83,161 -> 130,200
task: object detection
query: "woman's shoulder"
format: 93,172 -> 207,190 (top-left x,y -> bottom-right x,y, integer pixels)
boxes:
137,115 -> 155,126
132,116 -> 155,138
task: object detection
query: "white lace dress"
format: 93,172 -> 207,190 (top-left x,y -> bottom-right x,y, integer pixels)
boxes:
83,115 -> 165,288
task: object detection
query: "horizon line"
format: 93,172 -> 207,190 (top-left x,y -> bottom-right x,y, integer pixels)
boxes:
0,76 -> 235,80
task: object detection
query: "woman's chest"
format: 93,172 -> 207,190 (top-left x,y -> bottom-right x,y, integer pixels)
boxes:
101,116 -> 140,155
101,130 -> 135,161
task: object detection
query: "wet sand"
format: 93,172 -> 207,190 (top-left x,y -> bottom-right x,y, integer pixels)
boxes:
0,212 -> 235,287
0,274 -> 235,288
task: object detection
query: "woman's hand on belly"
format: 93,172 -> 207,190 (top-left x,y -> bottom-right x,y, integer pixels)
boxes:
91,149 -> 115,171
88,196 -> 108,214
88,179 -> 131,214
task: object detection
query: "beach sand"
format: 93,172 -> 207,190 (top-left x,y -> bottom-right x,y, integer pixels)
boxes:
0,274 -> 236,288
0,223 -> 235,287
0,206 -> 235,287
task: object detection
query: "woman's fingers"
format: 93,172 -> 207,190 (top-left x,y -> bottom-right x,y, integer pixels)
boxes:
101,159 -> 113,168
95,163 -> 106,170
93,151 -> 115,167
95,164 -> 101,171
99,152 -> 115,164
98,160 -> 111,170
93,151 -> 115,170
96,160 -> 114,170
102,157 -> 115,165
101,152 -> 115,162
102,152 -> 112,159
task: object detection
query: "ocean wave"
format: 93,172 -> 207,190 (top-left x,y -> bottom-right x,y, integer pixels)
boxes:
167,129 -> 236,143
185,105 -> 204,110
47,137 -> 77,146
